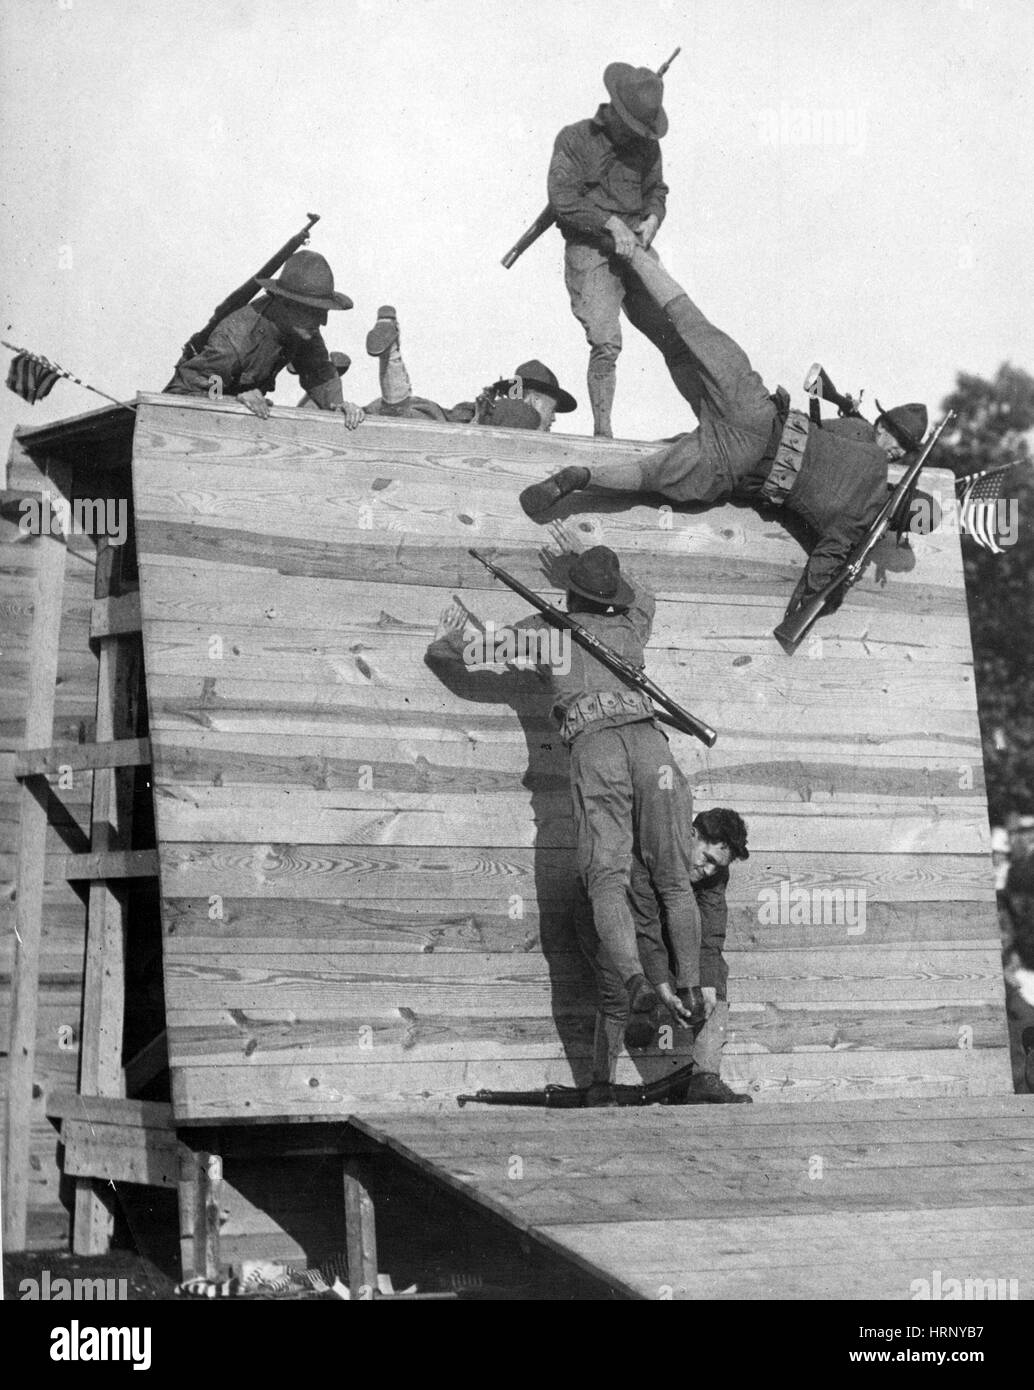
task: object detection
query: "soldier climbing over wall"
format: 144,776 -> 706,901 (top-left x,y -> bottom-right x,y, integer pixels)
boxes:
426,523 -> 708,1045
518,245 -> 930,622
362,304 -> 577,430
166,251 -> 365,427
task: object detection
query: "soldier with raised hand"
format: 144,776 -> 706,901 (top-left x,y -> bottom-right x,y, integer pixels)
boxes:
166,250 -> 364,427
549,57 -> 694,437
362,304 -> 577,430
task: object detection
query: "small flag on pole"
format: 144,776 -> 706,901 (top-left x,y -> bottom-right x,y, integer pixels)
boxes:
6,350 -> 61,404
957,467 -> 1010,554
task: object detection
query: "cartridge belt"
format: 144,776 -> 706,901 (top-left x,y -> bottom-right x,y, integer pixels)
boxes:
761,408 -> 810,507
558,688 -> 655,746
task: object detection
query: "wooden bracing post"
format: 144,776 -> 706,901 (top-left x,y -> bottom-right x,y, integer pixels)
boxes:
74,535 -> 144,1253
3,463 -> 70,1251
178,1148 -> 223,1281
343,1160 -> 379,1298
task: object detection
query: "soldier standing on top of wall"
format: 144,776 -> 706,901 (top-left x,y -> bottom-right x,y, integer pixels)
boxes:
549,60 -> 692,438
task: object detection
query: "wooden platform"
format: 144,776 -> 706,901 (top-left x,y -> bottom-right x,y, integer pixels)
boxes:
123,391 -> 1011,1120
352,1096 -> 1034,1300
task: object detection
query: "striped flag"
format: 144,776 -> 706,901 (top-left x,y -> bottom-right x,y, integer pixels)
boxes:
5,350 -> 61,404
957,467 -> 1009,553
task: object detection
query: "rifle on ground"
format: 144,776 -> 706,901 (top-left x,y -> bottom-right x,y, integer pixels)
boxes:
501,48 -> 682,270
773,412 -> 956,650
803,362 -> 866,427
179,213 -> 321,360
458,1061 -> 699,1108
467,548 -> 717,747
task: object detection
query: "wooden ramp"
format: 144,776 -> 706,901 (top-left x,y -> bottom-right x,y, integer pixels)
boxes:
352,1097 -> 1034,1300
127,391 -> 1011,1121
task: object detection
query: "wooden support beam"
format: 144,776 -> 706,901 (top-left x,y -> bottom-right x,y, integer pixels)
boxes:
46,1091 -> 173,1128
58,849 -> 159,881
343,1160 -> 379,1299
178,1149 -> 223,1282
3,462 -> 70,1251
90,589 -> 141,640
75,537 -> 142,1254
16,737 -> 151,778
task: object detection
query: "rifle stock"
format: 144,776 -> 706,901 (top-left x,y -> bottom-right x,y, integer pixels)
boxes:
180,212 -> 321,360
467,548 -> 717,747
457,1062 -> 698,1108
773,412 -> 956,649
805,363 -> 865,420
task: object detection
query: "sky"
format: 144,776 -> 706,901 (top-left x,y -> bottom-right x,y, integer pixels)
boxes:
1,0 -> 1032,450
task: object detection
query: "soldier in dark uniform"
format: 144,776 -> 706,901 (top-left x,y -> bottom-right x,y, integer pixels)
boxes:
576,806 -> 752,1105
519,246 -> 928,615
426,539 -> 706,1038
549,61 -> 697,437
165,250 -> 364,427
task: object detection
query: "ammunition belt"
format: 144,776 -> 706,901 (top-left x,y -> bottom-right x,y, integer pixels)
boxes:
558,688 -> 655,746
761,408 -> 810,507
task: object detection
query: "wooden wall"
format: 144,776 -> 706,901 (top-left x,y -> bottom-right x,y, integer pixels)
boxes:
129,393 -> 1012,1123
1,434 -> 98,1247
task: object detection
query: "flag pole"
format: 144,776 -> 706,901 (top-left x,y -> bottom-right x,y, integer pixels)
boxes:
2,340 -> 136,413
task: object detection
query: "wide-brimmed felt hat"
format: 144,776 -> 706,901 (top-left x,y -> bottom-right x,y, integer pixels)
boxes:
256,250 -> 353,311
604,61 -> 668,141
494,359 -> 577,413
875,401 -> 928,452
559,545 -> 635,609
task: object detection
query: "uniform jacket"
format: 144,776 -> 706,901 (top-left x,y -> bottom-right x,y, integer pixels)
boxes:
629,858 -> 731,998
548,106 -> 668,248
165,297 -> 342,407
734,414 -> 888,596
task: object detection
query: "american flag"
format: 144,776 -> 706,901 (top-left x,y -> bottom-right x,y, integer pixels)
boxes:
5,349 -> 62,404
956,465 -> 1011,554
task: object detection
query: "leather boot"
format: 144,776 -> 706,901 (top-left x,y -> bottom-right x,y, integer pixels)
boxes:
518,465 -> 590,520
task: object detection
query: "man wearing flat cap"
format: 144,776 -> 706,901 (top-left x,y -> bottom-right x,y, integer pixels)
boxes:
166,250 -> 364,427
361,305 -> 576,430
549,61 -> 693,438
520,245 -> 931,617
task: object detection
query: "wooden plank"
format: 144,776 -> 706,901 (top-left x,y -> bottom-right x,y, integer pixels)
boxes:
136,564 -> 975,661
168,1049 -> 1008,1121
46,1091 -> 173,1127
59,849 -> 159,881
90,589 -> 141,639
161,1001 -> 1008,1068
150,784 -> 990,854
3,469 -> 69,1251
62,1118 -> 181,1188
156,893 -> 992,951
157,842 -> 997,904
178,1148 -> 222,1281
16,737 -> 150,777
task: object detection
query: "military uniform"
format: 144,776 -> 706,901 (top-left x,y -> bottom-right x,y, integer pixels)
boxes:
549,64 -> 688,437
522,247 -> 900,603
166,297 -> 344,407
520,552 -> 701,995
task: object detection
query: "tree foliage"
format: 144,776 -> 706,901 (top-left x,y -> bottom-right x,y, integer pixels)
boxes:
939,364 -> 1034,821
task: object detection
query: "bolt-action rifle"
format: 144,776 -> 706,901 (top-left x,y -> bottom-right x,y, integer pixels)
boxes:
179,213 -> 321,361
773,412 -> 956,650
501,48 -> 682,270
803,362 -> 866,427
458,1061 -> 699,1108
467,548 -> 717,747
